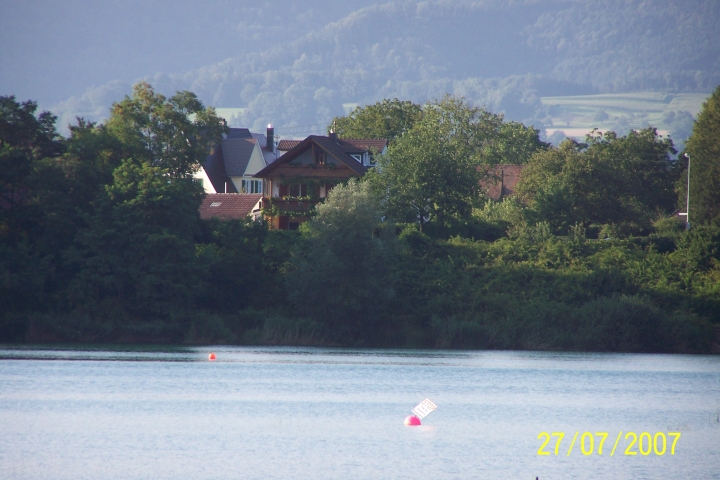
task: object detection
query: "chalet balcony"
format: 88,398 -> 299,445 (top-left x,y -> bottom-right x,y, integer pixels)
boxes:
269,162 -> 355,179
260,196 -> 321,214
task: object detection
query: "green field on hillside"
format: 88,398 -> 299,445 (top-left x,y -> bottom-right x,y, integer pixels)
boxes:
541,92 -> 709,144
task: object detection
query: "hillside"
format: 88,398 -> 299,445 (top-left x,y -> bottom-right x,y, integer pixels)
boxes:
0,0 -> 379,106
541,92 -> 706,148
30,0 -> 720,141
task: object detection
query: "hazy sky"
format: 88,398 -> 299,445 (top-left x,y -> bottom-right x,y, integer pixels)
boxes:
0,0 -> 371,106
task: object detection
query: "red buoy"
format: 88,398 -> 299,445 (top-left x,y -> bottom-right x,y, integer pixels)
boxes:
208,352 -> 216,361
404,415 -> 421,426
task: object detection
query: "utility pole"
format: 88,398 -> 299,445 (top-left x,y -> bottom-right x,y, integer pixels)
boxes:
679,154 -> 690,229
685,154 -> 691,230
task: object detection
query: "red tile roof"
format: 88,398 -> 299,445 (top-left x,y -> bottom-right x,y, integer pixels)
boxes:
340,138 -> 388,152
199,193 -> 262,220
479,164 -> 526,201
278,139 -> 302,150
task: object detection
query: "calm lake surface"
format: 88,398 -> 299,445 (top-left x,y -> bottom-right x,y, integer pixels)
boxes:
0,346 -> 718,479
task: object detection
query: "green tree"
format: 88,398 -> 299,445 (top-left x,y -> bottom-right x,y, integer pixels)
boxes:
586,128 -> 678,215
372,96 -> 503,228
287,179 -> 396,342
106,82 -> 226,178
329,98 -> 422,143
517,128 -> 679,233
485,120 -> 550,165
30,119 -> 130,267
685,86 -> 720,225
196,218 -> 271,313
67,158 -> 204,318
0,96 -> 64,243
0,97 -> 65,319
518,139 -> 621,232
62,118 -> 127,191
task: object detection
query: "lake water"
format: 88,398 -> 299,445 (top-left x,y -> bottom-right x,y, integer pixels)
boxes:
1,346 -> 719,479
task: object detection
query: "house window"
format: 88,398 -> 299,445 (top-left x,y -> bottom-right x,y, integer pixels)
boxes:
368,153 -> 376,165
242,179 -> 263,194
290,183 -> 307,197
351,154 -> 362,163
315,150 -> 326,165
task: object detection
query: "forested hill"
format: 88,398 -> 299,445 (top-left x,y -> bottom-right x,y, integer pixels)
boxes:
41,0 -> 720,135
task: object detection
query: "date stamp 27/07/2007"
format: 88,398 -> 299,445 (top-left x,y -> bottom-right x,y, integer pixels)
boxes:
537,431 -> 681,456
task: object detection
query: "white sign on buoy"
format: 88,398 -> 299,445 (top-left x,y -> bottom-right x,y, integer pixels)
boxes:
411,398 -> 437,419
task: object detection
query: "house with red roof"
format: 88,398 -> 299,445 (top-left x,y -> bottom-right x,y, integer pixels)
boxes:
277,139 -> 302,157
254,132 -> 388,230
479,164 -> 527,201
199,193 -> 263,221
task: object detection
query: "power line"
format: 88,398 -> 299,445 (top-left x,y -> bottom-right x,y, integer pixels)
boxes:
275,122 -> 331,132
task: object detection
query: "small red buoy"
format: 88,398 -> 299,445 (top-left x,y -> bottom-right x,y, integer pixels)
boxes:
208,352 -> 216,361
404,415 -> 421,426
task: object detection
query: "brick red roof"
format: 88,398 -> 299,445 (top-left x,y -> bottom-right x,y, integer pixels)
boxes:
278,139 -> 302,150
199,193 -> 262,220
340,138 -> 388,152
479,164 -> 526,201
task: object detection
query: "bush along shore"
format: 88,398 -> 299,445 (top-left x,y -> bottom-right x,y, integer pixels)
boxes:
6,210 -> 719,354
2,88 -> 720,353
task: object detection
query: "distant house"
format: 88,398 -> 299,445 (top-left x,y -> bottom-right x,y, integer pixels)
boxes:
277,139 -> 301,157
199,193 -> 263,221
480,164 -> 526,201
254,132 -> 388,230
195,126 -> 279,194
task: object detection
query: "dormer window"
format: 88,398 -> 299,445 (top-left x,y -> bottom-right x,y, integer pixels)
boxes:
351,154 -> 362,163
315,150 -> 326,165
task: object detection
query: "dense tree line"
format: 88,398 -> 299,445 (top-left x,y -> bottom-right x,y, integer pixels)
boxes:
1,83 -> 259,342
284,93 -> 719,352
2,85 -> 719,352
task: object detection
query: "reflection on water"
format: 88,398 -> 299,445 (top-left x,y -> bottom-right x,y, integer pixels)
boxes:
1,346 -> 719,479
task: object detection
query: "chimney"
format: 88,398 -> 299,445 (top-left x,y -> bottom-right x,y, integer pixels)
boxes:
329,129 -> 337,143
267,124 -> 275,153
